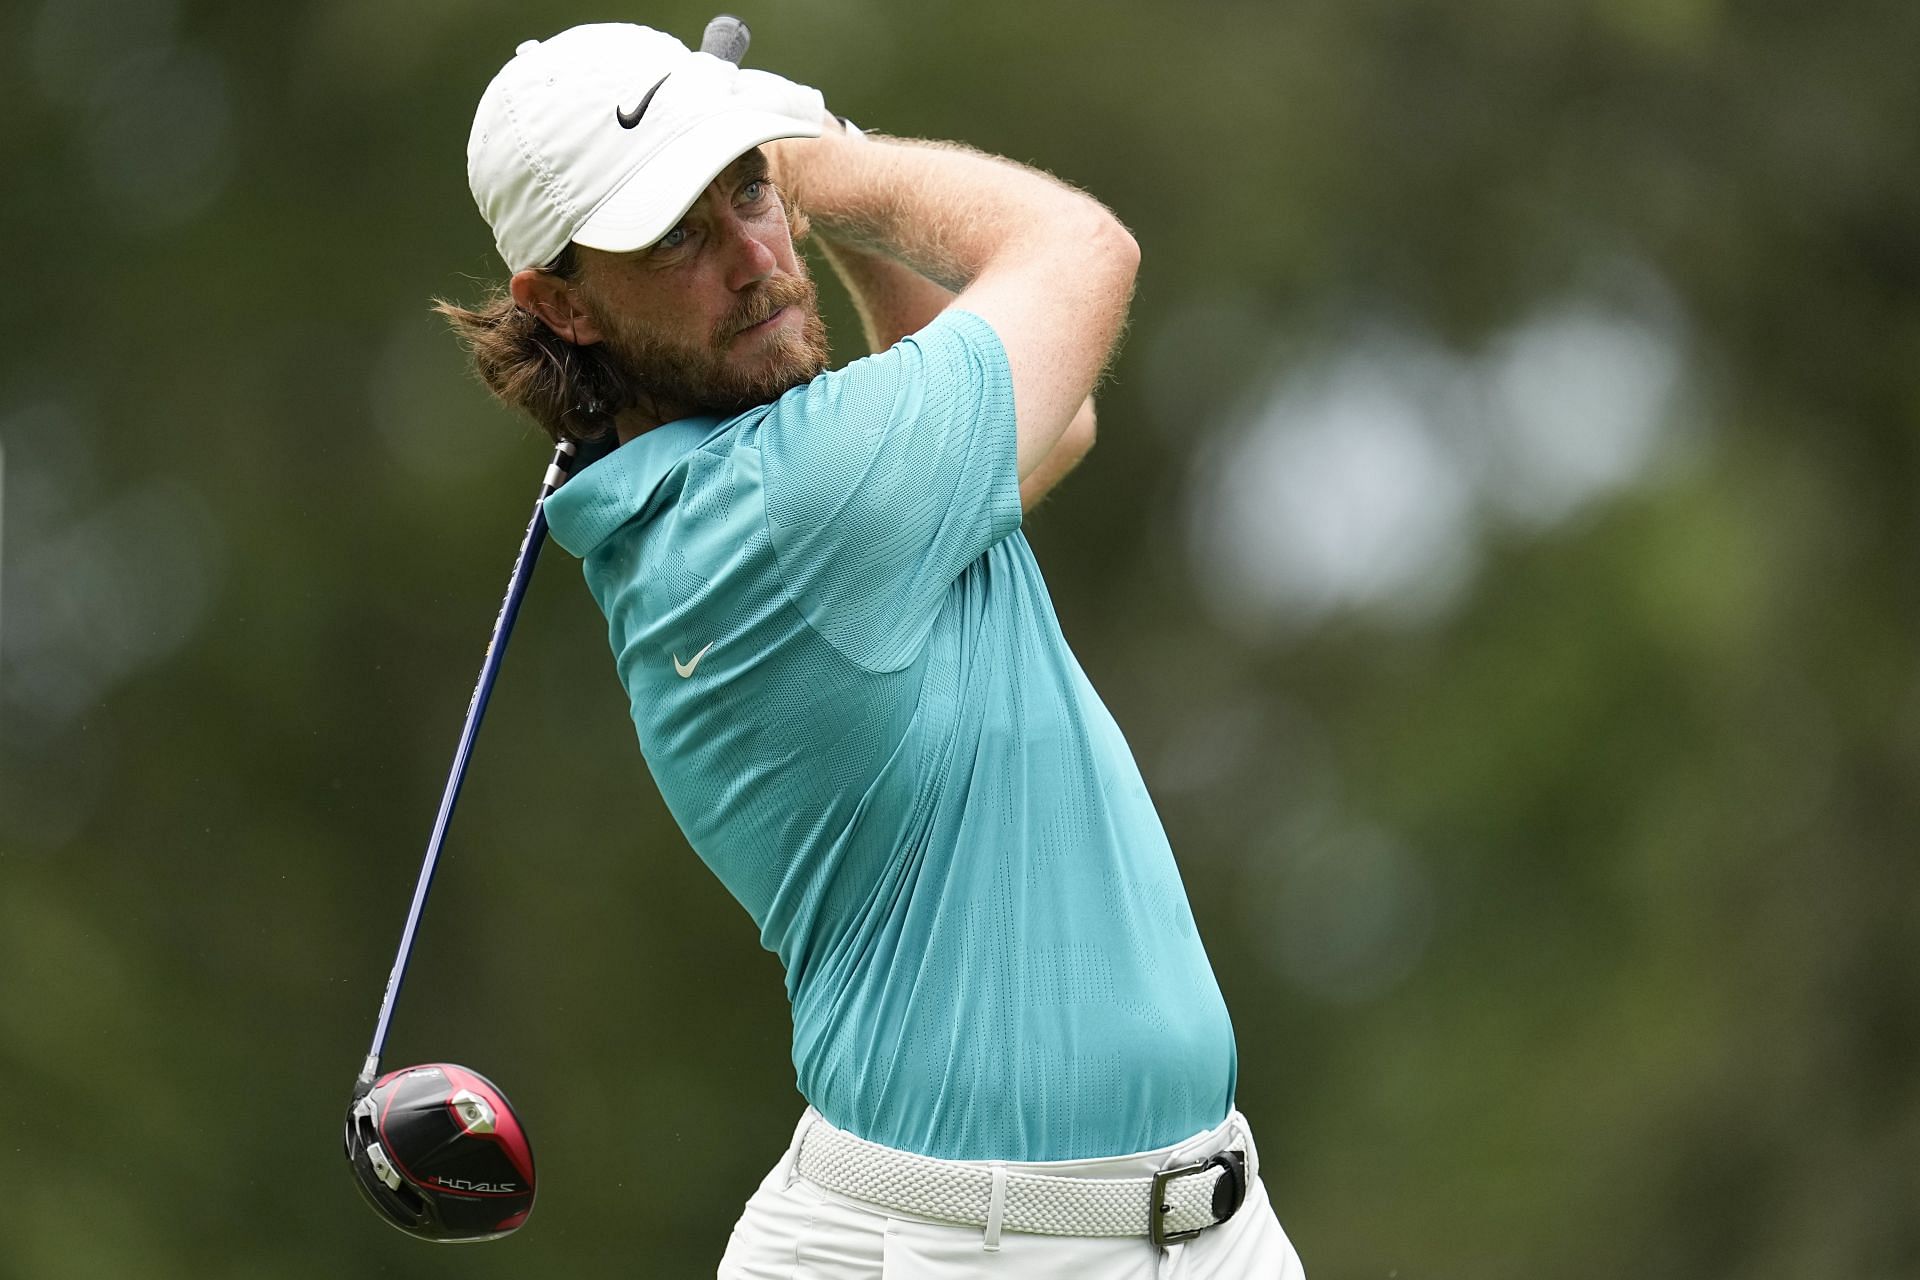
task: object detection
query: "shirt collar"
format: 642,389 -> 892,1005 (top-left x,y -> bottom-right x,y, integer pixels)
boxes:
542,415 -> 729,558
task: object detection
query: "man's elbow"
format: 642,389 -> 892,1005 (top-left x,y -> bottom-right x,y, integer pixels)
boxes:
1090,213 -> 1140,291
1106,219 -> 1141,275
1054,199 -> 1138,291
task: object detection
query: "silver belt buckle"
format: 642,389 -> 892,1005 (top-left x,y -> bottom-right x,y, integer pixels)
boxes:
1148,1159 -> 1211,1247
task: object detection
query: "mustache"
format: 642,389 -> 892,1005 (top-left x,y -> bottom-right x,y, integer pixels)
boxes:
714,274 -> 816,344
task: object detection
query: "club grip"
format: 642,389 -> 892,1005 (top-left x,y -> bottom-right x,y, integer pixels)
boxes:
701,15 -> 751,65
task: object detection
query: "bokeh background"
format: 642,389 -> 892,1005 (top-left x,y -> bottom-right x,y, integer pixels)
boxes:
4,0 -> 1918,1275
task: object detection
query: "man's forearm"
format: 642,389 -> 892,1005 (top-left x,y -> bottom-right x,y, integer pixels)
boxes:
1019,401 -> 1094,511
768,126 -> 1120,295
814,232 -> 953,353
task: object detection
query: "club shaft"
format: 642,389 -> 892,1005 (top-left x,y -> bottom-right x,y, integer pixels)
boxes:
359,445 -> 575,1088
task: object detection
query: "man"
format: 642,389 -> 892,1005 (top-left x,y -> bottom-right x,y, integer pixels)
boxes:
443,22 -> 1306,1279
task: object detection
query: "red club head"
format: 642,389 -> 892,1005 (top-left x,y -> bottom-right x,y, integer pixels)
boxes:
343,1063 -> 535,1242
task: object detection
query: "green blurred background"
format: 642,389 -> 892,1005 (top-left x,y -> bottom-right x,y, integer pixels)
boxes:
4,0 -> 1918,1275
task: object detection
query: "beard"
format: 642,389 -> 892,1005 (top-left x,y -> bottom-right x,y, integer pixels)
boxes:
584,263 -> 831,424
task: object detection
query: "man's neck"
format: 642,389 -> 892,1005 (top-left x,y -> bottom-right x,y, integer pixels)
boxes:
613,401 -> 686,445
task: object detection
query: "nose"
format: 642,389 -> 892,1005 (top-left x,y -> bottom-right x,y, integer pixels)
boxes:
720,210 -> 778,293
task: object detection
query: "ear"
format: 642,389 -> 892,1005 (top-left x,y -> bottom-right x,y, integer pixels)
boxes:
509,268 -> 604,346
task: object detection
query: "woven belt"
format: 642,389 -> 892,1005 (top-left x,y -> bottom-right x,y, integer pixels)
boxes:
792,1115 -> 1255,1247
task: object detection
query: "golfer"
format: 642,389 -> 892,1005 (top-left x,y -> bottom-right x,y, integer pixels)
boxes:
444,23 -> 1306,1279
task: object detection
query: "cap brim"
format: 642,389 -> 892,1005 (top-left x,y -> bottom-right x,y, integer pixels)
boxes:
571,109 -> 823,255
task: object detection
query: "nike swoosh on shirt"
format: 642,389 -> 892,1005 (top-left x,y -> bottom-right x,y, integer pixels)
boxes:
616,74 -> 670,129
673,642 -> 715,678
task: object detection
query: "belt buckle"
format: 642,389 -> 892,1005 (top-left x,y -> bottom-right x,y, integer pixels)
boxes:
1148,1159 -> 1211,1247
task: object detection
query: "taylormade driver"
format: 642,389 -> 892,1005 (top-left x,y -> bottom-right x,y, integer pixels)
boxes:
342,437 -> 576,1241
343,13 -> 755,1244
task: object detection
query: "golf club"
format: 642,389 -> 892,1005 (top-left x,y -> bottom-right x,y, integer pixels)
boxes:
341,436 -> 575,1242
342,13 -> 756,1244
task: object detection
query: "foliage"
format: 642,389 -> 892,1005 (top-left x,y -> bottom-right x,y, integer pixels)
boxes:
3,0 -> 1917,1275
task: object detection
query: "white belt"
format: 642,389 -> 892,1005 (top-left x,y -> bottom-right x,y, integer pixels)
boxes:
792,1113 -> 1257,1247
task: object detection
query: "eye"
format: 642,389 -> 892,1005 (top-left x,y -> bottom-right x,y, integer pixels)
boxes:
655,225 -> 689,252
741,179 -> 767,203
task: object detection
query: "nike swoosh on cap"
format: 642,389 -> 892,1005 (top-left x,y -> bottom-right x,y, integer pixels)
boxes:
616,73 -> 671,129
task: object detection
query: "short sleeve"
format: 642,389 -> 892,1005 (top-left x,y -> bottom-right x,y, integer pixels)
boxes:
758,308 -> 1023,672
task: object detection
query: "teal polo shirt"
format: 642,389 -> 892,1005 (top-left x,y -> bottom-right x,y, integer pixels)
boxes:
543,308 -> 1235,1161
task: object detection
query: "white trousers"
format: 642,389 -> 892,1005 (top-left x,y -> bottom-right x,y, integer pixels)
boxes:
718,1110 -> 1308,1280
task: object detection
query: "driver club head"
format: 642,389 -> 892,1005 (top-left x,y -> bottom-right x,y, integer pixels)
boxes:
343,1063 -> 536,1242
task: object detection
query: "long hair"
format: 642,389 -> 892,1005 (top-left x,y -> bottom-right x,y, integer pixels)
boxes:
432,245 -> 625,446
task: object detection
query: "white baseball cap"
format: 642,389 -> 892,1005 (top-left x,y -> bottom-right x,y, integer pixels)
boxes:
467,23 -> 826,273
